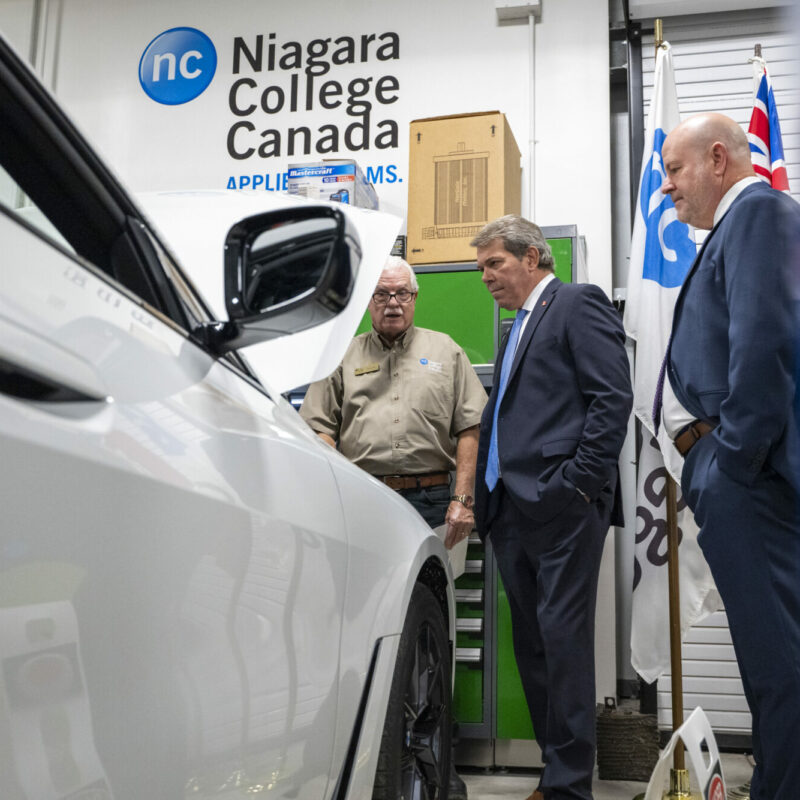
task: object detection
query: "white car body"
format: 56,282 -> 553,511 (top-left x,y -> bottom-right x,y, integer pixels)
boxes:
0,32 -> 454,800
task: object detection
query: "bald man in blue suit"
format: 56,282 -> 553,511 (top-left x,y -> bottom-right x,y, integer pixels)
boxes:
472,216 -> 632,800
659,113 -> 800,800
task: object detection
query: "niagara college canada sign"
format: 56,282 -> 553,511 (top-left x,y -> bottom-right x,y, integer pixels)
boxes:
139,28 -> 401,170
226,31 -> 401,160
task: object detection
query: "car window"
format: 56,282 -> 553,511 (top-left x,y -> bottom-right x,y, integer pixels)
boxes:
0,40 -> 190,328
0,163 -> 75,255
1,133 -> 255,384
1,39 -> 263,384
142,225 -> 212,325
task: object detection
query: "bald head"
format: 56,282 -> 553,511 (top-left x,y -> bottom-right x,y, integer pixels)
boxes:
661,113 -> 755,229
673,113 -> 752,167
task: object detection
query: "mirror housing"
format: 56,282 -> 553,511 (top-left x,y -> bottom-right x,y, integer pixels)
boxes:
200,205 -> 361,353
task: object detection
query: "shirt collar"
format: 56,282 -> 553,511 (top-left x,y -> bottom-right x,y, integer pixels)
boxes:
521,271 -> 556,313
713,176 -> 762,227
371,323 -> 416,350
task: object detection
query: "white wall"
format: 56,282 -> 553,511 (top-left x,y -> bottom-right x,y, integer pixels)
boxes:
0,0 -> 33,57
532,0 -> 613,294
0,0 -> 34,208
0,0 -> 614,291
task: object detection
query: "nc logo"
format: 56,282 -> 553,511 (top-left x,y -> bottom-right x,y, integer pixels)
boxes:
139,27 -> 217,105
640,127 -> 695,288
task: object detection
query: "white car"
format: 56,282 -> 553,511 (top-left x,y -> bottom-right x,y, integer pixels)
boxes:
0,32 -> 455,800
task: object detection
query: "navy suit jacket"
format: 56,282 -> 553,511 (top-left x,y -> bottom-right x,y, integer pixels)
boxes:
668,181 -> 800,495
475,279 -> 633,535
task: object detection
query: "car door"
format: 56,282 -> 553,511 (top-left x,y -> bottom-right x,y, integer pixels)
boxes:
0,36 -> 347,800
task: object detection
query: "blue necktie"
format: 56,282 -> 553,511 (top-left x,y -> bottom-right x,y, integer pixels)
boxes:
485,308 -> 529,491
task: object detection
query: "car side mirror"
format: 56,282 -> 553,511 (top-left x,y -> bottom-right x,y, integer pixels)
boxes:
199,205 -> 361,353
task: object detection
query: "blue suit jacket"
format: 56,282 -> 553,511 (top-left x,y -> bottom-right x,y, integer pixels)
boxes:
475,279 -> 633,534
668,181 -> 800,494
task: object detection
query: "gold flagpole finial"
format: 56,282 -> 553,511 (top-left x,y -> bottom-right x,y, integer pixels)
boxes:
654,18 -> 664,51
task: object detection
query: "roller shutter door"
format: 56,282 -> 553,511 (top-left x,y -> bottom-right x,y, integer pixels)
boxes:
643,6 -> 799,202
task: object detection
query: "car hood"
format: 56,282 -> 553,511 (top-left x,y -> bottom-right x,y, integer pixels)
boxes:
137,190 -> 401,394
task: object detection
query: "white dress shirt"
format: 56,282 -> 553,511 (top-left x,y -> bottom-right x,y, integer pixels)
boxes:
514,272 -> 556,347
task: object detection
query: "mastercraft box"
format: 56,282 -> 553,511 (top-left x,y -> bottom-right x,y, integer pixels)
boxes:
287,159 -> 379,210
407,111 -> 521,265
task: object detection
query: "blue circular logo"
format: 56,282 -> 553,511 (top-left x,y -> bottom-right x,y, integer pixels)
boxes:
420,358 -> 428,365
139,27 -> 217,105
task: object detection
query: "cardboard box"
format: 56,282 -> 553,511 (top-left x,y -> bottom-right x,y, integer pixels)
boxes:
407,111 -> 521,265
287,159 -> 379,210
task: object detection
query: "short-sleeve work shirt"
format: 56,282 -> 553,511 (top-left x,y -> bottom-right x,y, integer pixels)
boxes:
300,326 -> 486,475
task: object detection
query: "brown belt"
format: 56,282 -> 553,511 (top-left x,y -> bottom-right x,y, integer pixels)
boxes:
377,472 -> 450,490
674,420 -> 716,456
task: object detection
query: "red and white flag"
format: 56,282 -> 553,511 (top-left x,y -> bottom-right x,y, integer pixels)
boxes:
748,58 -> 790,192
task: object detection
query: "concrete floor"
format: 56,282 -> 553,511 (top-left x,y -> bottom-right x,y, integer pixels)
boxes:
460,751 -> 754,799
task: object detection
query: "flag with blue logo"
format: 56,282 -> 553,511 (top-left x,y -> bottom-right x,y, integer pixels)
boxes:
748,58 -> 790,192
625,41 -> 695,452
624,42 -> 719,684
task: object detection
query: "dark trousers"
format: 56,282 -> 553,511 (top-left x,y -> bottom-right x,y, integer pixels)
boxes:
399,483 -> 451,528
489,483 -> 608,800
683,436 -> 800,800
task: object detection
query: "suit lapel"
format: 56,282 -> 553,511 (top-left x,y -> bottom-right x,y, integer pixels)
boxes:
506,278 -> 560,386
677,219 -> 717,293
489,331 -> 510,404
673,183 -> 764,324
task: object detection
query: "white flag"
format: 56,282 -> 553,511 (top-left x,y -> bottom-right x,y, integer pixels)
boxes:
630,436 -> 720,683
623,42 -> 720,683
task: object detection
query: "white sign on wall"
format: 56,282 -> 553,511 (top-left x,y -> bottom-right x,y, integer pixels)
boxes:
139,26 -> 404,191
4,0 -> 535,225
0,0 -> 615,294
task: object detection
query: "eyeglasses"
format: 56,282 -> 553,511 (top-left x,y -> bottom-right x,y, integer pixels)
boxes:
371,290 -> 416,305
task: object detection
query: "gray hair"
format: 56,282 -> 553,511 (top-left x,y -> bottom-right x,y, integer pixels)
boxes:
470,215 -> 554,271
383,255 -> 419,291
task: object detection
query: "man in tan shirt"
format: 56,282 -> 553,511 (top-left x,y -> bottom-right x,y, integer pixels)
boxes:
301,256 -> 487,549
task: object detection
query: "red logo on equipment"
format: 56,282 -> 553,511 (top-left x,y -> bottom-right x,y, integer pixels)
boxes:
707,774 -> 725,800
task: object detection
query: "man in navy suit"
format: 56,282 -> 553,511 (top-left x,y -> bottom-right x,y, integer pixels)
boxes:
659,113 -> 800,800
471,216 -> 632,800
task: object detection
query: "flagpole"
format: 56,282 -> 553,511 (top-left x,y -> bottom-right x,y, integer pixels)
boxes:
665,473 -> 697,798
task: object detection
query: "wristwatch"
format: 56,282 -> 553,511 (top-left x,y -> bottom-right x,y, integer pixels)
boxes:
450,494 -> 474,509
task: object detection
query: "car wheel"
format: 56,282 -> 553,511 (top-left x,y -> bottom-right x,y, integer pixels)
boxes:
373,583 -> 452,800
